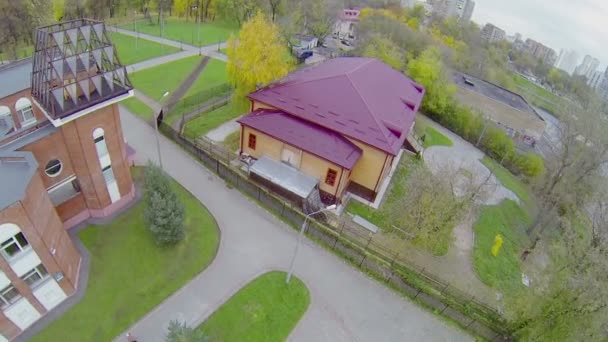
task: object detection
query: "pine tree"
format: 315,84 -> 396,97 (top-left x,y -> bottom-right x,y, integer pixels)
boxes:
144,163 -> 185,245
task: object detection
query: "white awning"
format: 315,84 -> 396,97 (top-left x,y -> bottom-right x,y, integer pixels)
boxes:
250,156 -> 318,199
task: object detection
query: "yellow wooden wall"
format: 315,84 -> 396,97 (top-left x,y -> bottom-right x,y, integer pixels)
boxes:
240,126 -> 346,197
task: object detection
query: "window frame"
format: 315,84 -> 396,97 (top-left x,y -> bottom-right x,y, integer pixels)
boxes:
0,232 -> 31,260
22,264 -> 49,289
325,168 -> 338,186
0,285 -> 21,309
18,106 -> 35,126
248,133 -> 257,150
44,159 -> 63,177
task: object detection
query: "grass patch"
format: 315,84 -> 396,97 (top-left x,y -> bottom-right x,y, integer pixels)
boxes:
0,45 -> 34,61
169,59 -> 230,119
481,157 -> 536,211
221,130 -> 241,152
129,55 -> 203,102
511,75 -> 563,115
109,32 -> 180,65
422,126 -> 453,148
184,101 -> 248,139
120,17 -> 238,47
33,167 -> 220,342
346,155 -> 420,230
198,271 -> 310,341
120,97 -> 155,121
473,199 -> 530,294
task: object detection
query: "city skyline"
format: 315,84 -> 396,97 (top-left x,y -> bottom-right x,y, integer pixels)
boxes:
472,0 -> 608,70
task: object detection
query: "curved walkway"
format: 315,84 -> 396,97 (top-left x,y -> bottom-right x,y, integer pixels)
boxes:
115,108 -> 471,342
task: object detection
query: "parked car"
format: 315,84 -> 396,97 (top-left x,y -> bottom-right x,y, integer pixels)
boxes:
341,40 -> 352,47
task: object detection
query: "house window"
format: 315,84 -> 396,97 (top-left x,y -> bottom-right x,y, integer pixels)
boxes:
102,165 -> 116,184
22,265 -> 49,288
0,106 -> 13,132
48,178 -> 81,206
0,232 -> 30,260
44,159 -> 63,177
325,168 -> 338,186
0,285 -> 21,309
94,133 -> 109,159
248,133 -> 257,150
15,98 -> 35,126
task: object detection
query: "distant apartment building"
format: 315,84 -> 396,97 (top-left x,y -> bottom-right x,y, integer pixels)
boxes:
588,70 -> 604,89
480,23 -> 506,43
574,55 -> 600,79
524,39 -> 557,65
432,0 -> 475,22
556,49 -> 579,74
599,67 -> 608,101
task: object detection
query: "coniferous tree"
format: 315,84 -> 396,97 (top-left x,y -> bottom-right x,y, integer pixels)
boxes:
144,163 -> 185,245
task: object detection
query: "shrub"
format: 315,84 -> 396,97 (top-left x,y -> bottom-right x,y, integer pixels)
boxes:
510,152 -> 545,178
166,320 -> 209,342
144,163 -> 186,245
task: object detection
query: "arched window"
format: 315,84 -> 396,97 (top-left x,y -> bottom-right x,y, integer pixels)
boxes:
93,127 -> 120,203
0,106 -> 13,131
15,97 -> 35,126
0,223 -> 30,260
93,128 -> 108,159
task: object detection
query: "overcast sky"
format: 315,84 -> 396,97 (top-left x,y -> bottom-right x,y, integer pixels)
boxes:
472,0 -> 608,70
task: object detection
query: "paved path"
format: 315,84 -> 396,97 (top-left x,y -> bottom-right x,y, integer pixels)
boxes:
419,115 -> 518,205
205,114 -> 241,141
109,26 -> 228,62
127,50 -> 199,74
116,108 -> 471,342
133,89 -> 162,113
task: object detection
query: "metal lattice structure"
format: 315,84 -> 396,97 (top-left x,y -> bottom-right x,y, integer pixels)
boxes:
31,19 -> 132,120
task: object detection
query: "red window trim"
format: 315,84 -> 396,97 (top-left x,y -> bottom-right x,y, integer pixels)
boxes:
325,168 -> 338,186
248,133 -> 257,150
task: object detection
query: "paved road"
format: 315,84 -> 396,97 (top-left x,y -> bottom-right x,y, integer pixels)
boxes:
116,108 -> 472,342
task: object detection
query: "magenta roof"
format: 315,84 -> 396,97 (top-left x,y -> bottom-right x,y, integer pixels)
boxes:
238,109 -> 362,169
248,57 -> 425,155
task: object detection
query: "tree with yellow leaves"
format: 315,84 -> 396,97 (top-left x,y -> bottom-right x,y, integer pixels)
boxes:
226,10 -> 292,99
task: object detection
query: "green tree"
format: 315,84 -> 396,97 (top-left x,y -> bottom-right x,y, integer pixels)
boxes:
226,10 -> 291,98
144,163 -> 185,245
361,33 -> 405,70
406,47 -> 456,113
166,320 -> 209,342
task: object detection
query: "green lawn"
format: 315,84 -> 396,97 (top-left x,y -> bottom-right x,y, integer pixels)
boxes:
473,199 -> 531,294
120,97 -> 155,121
512,75 -> 563,115
184,100 -> 248,139
129,55 -> 203,102
221,130 -> 241,152
120,17 -> 238,47
109,32 -> 180,65
33,167 -> 220,342
198,271 -> 310,341
422,126 -> 453,148
0,45 -> 34,61
170,59 -> 231,119
347,155 -> 420,229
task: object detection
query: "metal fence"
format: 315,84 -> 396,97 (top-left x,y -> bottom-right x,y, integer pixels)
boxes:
157,121 -> 512,340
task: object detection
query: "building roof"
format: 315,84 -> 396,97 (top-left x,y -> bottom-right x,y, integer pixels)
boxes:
452,71 -> 539,115
0,59 -> 33,99
239,109 -> 362,169
0,151 -> 38,210
248,58 -> 425,155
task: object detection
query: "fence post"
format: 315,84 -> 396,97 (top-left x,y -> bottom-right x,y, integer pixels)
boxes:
414,288 -> 421,299
441,283 -> 449,294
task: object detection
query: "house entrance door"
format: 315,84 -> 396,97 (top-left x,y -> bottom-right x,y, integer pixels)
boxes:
281,146 -> 301,168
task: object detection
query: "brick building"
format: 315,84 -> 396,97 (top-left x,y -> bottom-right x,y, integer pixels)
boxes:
0,19 -> 134,340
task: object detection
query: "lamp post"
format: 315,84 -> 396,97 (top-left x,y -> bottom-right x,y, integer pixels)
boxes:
192,5 -> 201,55
155,91 -> 170,170
134,10 -> 138,50
286,204 -> 337,284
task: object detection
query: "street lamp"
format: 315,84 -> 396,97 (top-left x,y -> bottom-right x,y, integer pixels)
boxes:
286,204 -> 337,284
191,5 -> 201,55
154,91 -> 170,170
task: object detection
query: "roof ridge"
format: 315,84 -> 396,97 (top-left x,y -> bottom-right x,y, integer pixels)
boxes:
344,66 -> 393,147
345,58 -> 374,76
